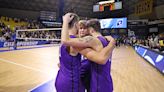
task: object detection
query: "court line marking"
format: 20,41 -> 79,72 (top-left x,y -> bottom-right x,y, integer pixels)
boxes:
0,57 -> 49,75
0,57 -> 58,78
18,50 -> 55,60
0,45 -> 60,92
21,50 -> 58,57
28,79 -> 56,92
0,57 -> 57,92
0,44 -> 58,53
19,49 -> 60,65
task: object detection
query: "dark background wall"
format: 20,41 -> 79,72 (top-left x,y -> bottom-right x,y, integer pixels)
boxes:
0,8 -> 40,20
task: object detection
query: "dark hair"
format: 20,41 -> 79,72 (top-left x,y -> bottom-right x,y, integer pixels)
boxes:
68,13 -> 79,28
87,19 -> 101,32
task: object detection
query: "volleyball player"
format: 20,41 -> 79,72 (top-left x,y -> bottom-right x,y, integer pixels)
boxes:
85,19 -> 113,92
61,13 -> 115,92
78,20 -> 91,92
55,13 -> 82,92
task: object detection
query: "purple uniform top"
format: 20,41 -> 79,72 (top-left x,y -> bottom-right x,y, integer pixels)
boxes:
80,56 -> 91,77
55,35 -> 84,92
80,56 -> 91,91
90,36 -> 113,92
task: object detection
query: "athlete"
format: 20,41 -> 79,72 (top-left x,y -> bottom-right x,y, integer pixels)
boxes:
55,13 -> 115,92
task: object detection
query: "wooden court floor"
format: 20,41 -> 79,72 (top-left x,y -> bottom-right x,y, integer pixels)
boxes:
0,45 -> 163,92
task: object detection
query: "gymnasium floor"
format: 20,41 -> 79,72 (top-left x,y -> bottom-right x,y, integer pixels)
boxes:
0,45 -> 163,92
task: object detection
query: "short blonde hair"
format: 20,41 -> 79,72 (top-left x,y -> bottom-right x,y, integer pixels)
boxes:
78,20 -> 87,28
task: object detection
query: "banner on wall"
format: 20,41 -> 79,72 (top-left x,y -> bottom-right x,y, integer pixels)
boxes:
135,45 -> 164,74
99,18 -> 127,29
0,41 -> 51,48
135,0 -> 153,16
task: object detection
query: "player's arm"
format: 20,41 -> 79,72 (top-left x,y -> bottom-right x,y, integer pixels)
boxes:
61,13 -> 73,45
79,36 -> 116,65
61,13 -> 95,48
62,36 -> 95,48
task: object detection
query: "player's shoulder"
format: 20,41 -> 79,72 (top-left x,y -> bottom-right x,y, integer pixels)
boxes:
82,36 -> 96,42
83,35 -> 93,39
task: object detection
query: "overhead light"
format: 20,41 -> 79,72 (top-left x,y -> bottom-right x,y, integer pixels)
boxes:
98,0 -> 115,5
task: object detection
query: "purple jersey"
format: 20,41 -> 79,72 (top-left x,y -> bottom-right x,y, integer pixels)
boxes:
55,35 -> 84,92
80,56 -> 91,91
90,36 -> 113,92
80,56 -> 91,77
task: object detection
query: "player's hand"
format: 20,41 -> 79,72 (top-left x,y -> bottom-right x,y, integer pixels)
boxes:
105,36 -> 116,45
57,63 -> 60,68
105,36 -> 113,42
63,13 -> 74,24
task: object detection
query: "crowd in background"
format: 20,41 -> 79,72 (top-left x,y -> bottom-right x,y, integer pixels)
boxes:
0,16 -> 59,42
115,33 -> 164,52
0,16 -> 164,53
17,31 -> 58,41
0,20 -> 13,42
